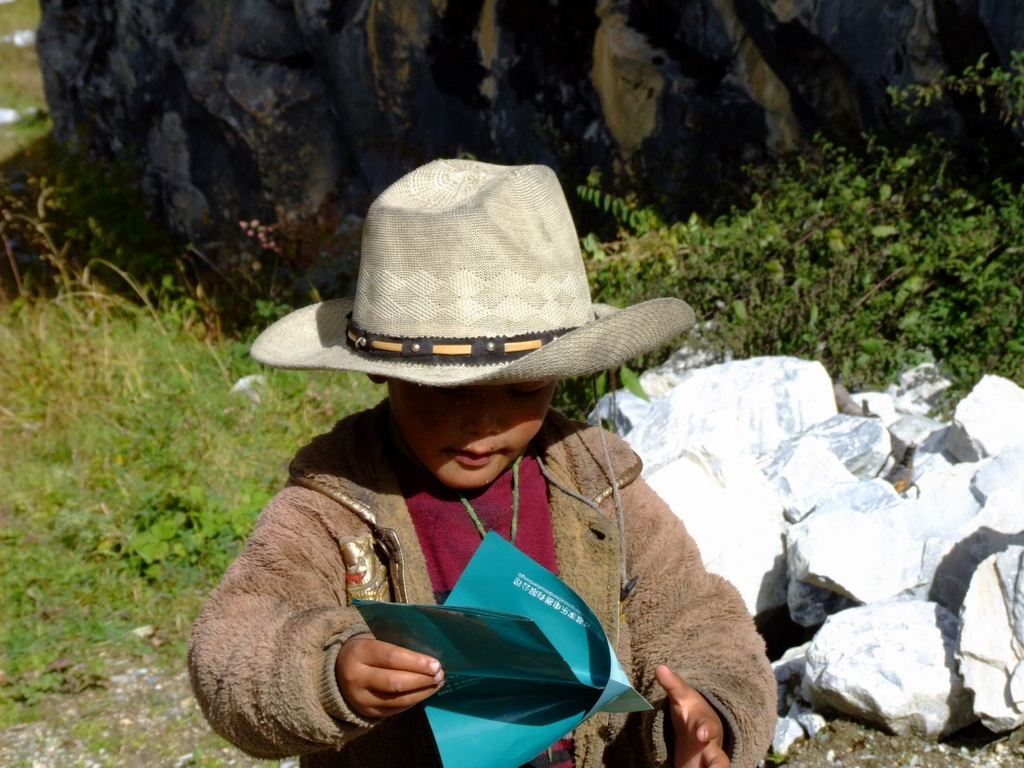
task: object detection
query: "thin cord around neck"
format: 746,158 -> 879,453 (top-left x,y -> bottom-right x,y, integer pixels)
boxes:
592,375 -> 632,599
458,454 -> 522,543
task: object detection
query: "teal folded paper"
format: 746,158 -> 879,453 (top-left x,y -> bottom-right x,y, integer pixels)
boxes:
354,531 -> 651,768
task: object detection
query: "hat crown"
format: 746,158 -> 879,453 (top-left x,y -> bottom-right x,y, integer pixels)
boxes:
250,159 -> 696,386
353,160 -> 593,339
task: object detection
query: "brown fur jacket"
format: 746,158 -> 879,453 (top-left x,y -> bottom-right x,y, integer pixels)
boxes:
188,403 -> 776,767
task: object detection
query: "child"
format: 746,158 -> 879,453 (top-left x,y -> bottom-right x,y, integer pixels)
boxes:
189,160 -> 776,767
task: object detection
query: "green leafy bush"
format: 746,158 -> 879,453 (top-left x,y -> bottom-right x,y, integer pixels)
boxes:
559,51 -> 1024,422
2,140 -> 178,297
125,484 -> 270,580
570,133 -> 1024,417
890,51 -> 1024,139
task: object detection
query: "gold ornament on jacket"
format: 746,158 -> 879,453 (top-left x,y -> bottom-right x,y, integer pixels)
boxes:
340,535 -> 392,602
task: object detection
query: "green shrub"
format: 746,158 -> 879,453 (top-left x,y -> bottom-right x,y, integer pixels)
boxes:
568,132 -> 1024,418
889,51 -> 1024,140
2,140 -> 177,296
558,51 -> 1024,421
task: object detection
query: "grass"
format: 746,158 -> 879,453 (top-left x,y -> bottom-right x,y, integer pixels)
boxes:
0,293 -> 385,723
0,0 -> 49,160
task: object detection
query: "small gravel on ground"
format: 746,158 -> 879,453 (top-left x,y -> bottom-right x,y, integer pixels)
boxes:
2,656 -> 1022,767
0,655 -> 292,768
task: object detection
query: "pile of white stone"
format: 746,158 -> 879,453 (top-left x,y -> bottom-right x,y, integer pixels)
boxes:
596,354 -> 1024,754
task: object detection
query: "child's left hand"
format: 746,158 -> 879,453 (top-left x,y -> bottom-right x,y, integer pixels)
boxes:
655,664 -> 729,768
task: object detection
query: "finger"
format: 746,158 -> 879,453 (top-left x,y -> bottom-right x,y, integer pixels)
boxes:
656,664 -> 704,716
693,714 -> 723,745
655,664 -> 689,699
356,637 -> 443,677
695,744 -> 730,768
352,675 -> 444,717
655,665 -> 729,768
678,741 -> 730,768
337,637 -> 445,717
359,664 -> 445,698
340,663 -> 445,717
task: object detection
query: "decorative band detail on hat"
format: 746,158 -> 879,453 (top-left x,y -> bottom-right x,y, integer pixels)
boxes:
345,315 -> 573,365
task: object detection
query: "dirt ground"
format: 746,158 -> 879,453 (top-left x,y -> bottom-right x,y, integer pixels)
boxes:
773,718 -> 1022,768
1,654 -> 1021,767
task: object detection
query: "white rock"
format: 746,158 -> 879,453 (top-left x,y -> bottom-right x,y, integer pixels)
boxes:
646,446 -> 787,615
588,353 -> 1024,744
888,413 -> 949,454
787,491 -> 923,604
230,373 -> 265,405
637,343 -> 723,397
773,642 -> 810,715
625,356 -> 836,476
810,414 -> 891,479
589,389 -> 652,436
910,463 -> 985,538
886,414 -> 955,480
968,484 -> 1024,534
886,362 -> 953,417
788,578 -> 859,628
812,478 -> 903,516
772,715 -> 806,755
759,438 -> 858,523
0,107 -> 19,125
928,485 -> 1024,612
795,709 -> 828,738
786,412 -> 892,479
853,391 -> 899,425
789,461 -> 987,608
970,447 -> 1024,503
947,375 -> 1024,462
803,600 -> 976,739
0,29 -> 35,47
957,546 -> 1024,732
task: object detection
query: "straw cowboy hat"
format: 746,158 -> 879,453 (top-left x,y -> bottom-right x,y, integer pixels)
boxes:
251,159 -> 695,386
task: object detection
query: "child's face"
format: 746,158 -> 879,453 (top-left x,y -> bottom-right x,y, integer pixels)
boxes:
387,379 -> 557,489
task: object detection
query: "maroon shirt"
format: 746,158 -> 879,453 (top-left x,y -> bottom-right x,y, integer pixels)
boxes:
392,444 -> 575,768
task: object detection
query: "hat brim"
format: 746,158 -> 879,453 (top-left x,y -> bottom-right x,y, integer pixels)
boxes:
251,297 -> 696,386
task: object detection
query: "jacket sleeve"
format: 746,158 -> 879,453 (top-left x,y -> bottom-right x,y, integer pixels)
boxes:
617,477 -> 777,768
188,485 -> 380,759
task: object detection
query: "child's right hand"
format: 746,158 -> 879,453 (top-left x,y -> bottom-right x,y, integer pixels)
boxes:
335,633 -> 445,718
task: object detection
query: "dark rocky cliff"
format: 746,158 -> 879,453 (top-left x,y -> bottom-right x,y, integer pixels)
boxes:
36,0 -> 1024,254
